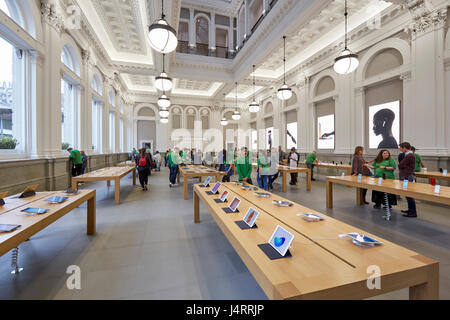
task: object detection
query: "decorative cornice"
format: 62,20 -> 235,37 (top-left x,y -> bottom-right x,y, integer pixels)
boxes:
405,8 -> 447,37
41,2 -> 65,33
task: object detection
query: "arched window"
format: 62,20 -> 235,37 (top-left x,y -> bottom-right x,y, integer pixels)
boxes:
92,74 -> 102,96
0,0 -> 37,39
61,44 -> 80,76
0,0 -> 24,30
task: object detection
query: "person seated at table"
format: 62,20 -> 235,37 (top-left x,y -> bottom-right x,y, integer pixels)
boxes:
258,150 -> 270,190
305,151 -> 318,181
351,146 -> 370,205
368,149 -> 397,209
236,147 -> 252,185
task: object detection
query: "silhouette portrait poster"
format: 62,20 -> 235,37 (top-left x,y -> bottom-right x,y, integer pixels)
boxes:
369,101 -> 400,149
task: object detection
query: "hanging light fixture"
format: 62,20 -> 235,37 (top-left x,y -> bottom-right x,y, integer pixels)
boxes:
221,94 -> 228,126
157,93 -> 171,109
277,36 -> 292,101
159,108 -> 170,118
334,0 -> 359,74
160,116 -> 169,124
232,82 -> 241,121
148,0 -> 178,54
155,54 -> 173,92
248,65 -> 260,113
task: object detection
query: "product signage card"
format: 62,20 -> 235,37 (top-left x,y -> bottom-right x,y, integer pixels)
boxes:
434,185 -> 441,194
378,177 -> 382,185
341,173 -> 345,178
358,174 -> 362,182
403,179 -> 409,189
443,170 -> 448,176
268,225 -> 294,257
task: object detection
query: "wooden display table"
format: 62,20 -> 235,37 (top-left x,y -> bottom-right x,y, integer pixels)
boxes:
115,161 -> 136,168
0,189 -> 96,273
72,167 -> 136,205
325,176 -> 450,211
300,161 -> 352,176
252,164 -> 311,192
415,171 -> 450,184
178,165 -> 224,200
193,183 -> 438,300
0,192 -> 54,216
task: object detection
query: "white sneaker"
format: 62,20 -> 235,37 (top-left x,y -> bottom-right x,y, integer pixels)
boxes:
169,183 -> 173,188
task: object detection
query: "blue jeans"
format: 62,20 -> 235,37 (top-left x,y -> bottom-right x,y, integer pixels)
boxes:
169,165 -> 178,184
269,173 -> 278,189
260,175 -> 269,190
400,175 -> 416,214
257,169 -> 262,188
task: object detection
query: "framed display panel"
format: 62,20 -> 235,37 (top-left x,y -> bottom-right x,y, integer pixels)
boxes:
368,101 -> 401,149
317,114 -> 335,150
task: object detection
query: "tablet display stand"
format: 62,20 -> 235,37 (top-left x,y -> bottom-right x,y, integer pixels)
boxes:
206,190 -> 219,195
199,184 -> 210,188
214,199 -> 227,203
222,207 -> 239,214
0,198 -> 5,206
19,190 -> 36,199
235,221 -> 257,230
258,243 -> 291,260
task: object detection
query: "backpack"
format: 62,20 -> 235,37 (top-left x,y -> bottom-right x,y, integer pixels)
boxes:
138,155 -> 147,167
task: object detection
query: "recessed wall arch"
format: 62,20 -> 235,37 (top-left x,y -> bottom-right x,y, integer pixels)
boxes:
309,69 -> 338,101
60,34 -> 82,78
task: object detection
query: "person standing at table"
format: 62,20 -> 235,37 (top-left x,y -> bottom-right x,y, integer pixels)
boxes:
154,151 -> 162,171
68,147 -> 83,177
268,148 -> 279,190
80,151 -> 88,175
258,150 -> 270,190
412,146 -> 425,175
398,142 -> 417,218
351,146 -> 370,205
168,148 -> 180,188
305,151 -> 318,181
136,148 -> 151,191
236,147 -> 252,185
288,147 -> 298,185
278,146 -> 284,165
368,149 -> 397,208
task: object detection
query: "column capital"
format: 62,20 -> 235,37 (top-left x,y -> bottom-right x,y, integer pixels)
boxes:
41,2 -> 65,33
405,8 -> 447,38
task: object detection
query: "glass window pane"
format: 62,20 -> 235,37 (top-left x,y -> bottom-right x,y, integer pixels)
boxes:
0,36 -> 16,150
61,79 -> 74,149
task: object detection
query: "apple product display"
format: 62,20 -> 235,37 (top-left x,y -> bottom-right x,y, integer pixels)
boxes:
339,233 -> 382,247
0,191 -> 8,206
20,208 -> 49,215
0,224 -> 21,233
45,196 -> 69,204
243,208 -> 260,228
64,188 -> 80,195
242,185 -> 258,191
202,176 -> 212,187
357,174 -> 362,182
19,184 -> 39,198
268,225 -> 295,257
255,192 -> 271,198
272,200 -> 293,207
378,177 -> 383,185
296,213 -> 325,222
207,182 -> 221,195
443,170 -> 448,176
226,197 -> 241,213
341,173 -> 345,178
219,191 -> 229,202
434,185 -> 441,194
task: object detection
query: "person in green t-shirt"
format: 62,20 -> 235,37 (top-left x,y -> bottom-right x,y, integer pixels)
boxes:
68,148 -> 83,177
305,151 -> 318,181
236,147 -> 252,184
368,149 -> 397,209
411,147 -> 424,173
169,148 -> 181,187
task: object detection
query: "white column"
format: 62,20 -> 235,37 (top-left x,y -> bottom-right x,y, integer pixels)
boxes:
29,50 -> 46,158
228,16 -> 234,53
354,87 -> 365,148
244,0 -> 250,38
210,13 -> 216,52
189,8 -> 196,48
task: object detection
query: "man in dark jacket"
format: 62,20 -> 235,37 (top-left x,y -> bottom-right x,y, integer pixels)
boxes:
398,142 -> 417,217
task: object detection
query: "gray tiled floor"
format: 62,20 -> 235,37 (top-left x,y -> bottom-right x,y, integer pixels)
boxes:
0,167 -> 449,300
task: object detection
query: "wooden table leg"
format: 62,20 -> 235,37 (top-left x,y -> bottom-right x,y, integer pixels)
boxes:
282,172 -> 287,193
133,169 -> 136,185
184,176 -> 189,200
72,179 -> 78,190
194,189 -> 200,223
326,180 -> 333,209
409,262 -> 439,300
306,169 -> 311,192
356,187 -> 364,206
87,192 -> 96,235
114,178 -> 120,205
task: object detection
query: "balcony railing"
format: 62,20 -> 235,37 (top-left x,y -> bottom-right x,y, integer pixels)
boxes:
176,41 -> 234,59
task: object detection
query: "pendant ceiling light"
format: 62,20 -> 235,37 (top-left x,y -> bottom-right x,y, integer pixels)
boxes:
248,65 -> 260,113
160,116 -> 169,124
155,54 -> 173,92
232,82 -> 241,121
148,0 -> 178,54
334,0 -> 359,74
159,108 -> 170,118
277,36 -> 292,101
221,94 -> 228,126
157,94 -> 171,109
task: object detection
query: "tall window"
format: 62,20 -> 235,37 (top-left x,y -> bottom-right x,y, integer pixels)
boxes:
0,35 -> 24,153
120,118 -> 124,152
61,78 -> 75,149
92,100 -> 102,152
109,111 -> 115,153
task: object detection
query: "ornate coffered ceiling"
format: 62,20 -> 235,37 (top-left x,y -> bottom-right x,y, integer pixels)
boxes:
181,0 -> 243,16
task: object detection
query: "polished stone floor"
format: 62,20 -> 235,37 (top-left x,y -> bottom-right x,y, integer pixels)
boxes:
0,167 -> 449,300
